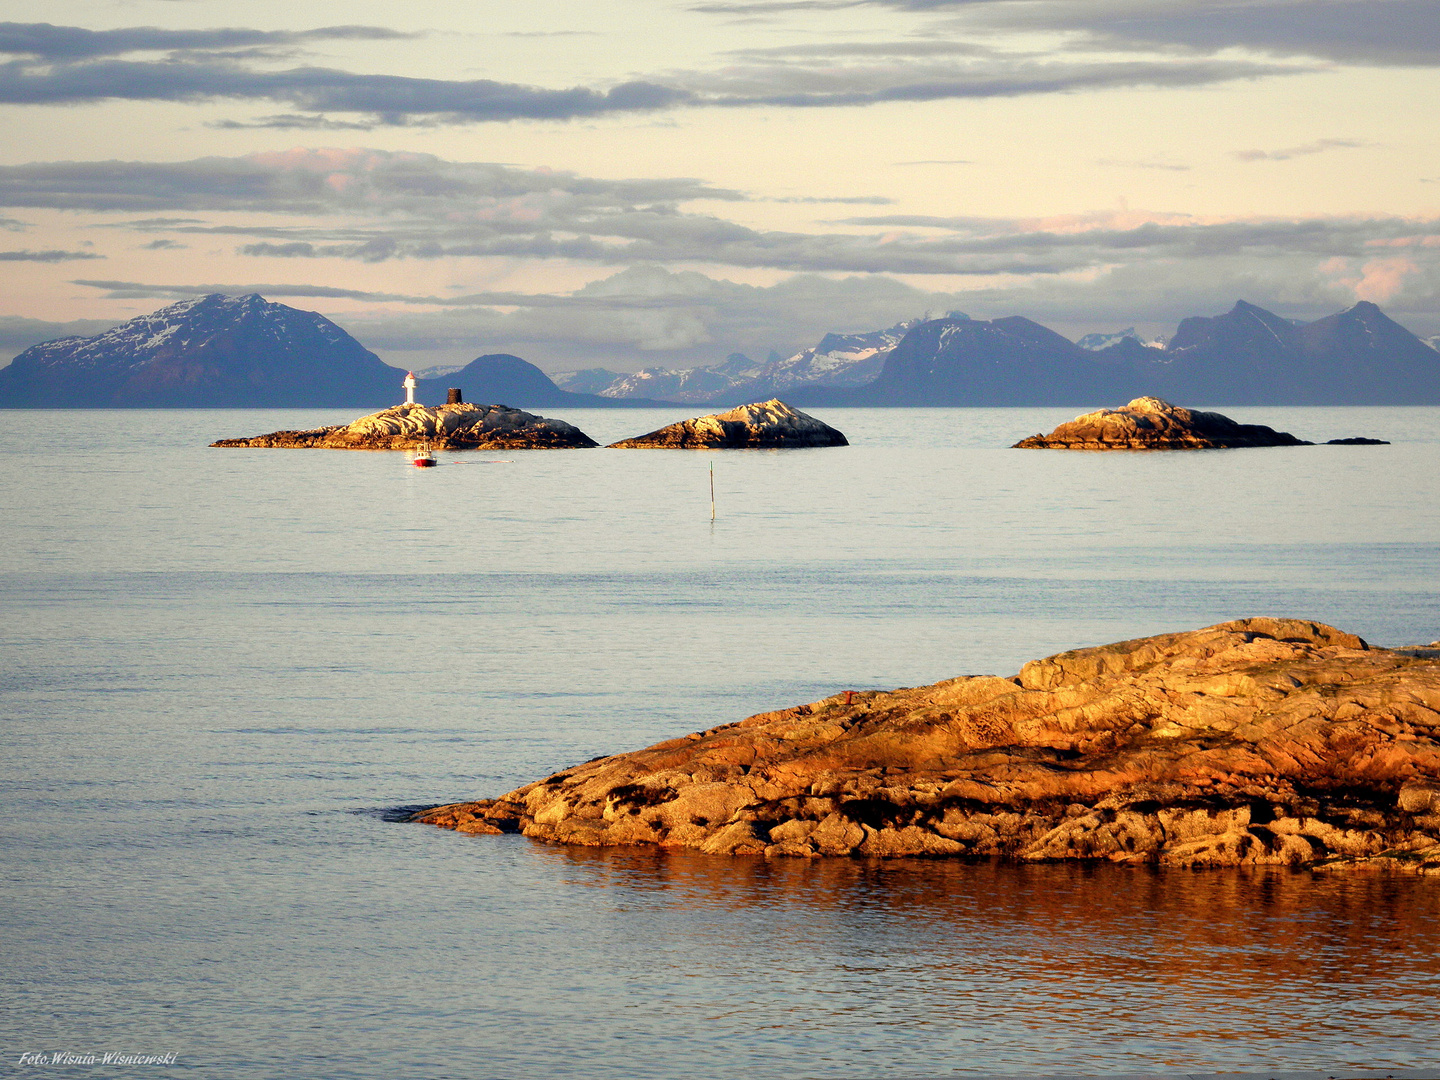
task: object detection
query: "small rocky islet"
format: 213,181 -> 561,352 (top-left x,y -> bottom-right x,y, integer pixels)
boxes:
607,399 -> 848,449
212,402 -> 599,451
1014,396 -> 1388,450
414,618 -> 1440,872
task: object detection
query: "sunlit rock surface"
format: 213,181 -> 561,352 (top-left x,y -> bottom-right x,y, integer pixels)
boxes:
1013,397 -> 1312,450
211,402 -> 597,450
608,399 -> 847,449
415,618 -> 1440,872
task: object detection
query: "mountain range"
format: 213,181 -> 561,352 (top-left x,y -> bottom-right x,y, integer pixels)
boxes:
0,294 -> 1435,408
553,319 -> 923,405
790,300 -> 1440,406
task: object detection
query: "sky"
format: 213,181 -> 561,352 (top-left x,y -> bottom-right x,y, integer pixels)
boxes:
0,0 -> 1438,372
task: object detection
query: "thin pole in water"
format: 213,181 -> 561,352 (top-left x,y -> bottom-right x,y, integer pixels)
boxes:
709,461 -> 716,521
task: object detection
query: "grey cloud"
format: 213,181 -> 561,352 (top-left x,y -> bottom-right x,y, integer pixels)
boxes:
0,152 -> 741,214
0,313 -> 119,363
141,238 -> 186,249
0,57 -> 694,122
677,55 -> 1303,108
722,40 -> 1002,58
1232,138 -> 1369,161
831,0 -> 1440,67
333,266 -> 994,367
70,279 -> 430,302
835,213 -> 1440,262
0,22 -> 414,61
0,151 -> 1054,276
0,20 -> 1303,124
699,0 -> 1440,67
0,248 -> 102,261
211,114 -> 387,131
1042,0 -> 1440,66
11,150 -> 1439,279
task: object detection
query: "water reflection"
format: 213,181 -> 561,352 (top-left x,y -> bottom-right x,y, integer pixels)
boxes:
530,847 -> 1440,1069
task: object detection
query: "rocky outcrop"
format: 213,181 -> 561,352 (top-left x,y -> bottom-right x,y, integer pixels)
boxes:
414,618 -> 1440,872
212,402 -> 597,450
608,399 -> 847,449
1014,397 -> 1315,450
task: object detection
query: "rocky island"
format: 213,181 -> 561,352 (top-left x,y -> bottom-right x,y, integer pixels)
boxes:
1013,397 -> 1386,449
414,618 -> 1440,872
608,399 -> 847,448
212,402 -> 597,450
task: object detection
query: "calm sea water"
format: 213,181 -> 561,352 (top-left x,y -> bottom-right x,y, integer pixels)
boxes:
3,405 -> 1440,1079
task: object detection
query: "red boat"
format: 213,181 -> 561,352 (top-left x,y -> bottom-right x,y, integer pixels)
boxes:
412,443 -> 437,468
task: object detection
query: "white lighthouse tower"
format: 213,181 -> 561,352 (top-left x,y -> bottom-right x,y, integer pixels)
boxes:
403,370 -> 417,405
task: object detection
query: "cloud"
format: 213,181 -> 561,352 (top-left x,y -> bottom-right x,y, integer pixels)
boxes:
0,21 -> 415,61
1322,254 -> 1422,302
0,149 -> 741,213
0,150 -> 1058,275
57,266 -> 985,366
673,53 -> 1302,109
698,1 -> 1440,67
0,248 -> 102,261
1037,0 -> 1440,67
1232,138 -> 1369,161
0,312 -> 119,363
10,150 -> 1440,281
0,19 -> 1306,126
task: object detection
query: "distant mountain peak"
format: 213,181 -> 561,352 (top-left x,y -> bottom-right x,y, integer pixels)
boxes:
0,292 -> 399,407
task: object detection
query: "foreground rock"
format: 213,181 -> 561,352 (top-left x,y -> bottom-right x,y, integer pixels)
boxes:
1014,397 -> 1323,449
608,399 -> 847,448
211,402 -> 597,450
415,618 -> 1440,871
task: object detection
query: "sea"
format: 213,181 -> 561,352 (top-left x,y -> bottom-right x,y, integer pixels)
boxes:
3,405 -> 1439,1080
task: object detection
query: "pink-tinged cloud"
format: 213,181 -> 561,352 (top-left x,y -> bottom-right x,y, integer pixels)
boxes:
1330,255 -> 1420,302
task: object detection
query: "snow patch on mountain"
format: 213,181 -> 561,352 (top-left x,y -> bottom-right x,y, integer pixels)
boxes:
15,293 -> 340,372
1076,327 -> 1166,351
552,319 -> 928,403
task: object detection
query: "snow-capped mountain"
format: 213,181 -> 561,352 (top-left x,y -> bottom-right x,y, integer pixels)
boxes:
551,319 -> 927,404
756,320 -> 921,393
1075,327 -> 1165,351
0,293 -> 403,407
1425,334 -> 1440,354
594,354 -> 764,404
551,367 -> 629,395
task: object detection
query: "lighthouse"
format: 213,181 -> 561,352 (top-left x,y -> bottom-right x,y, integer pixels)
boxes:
403,370 -> 417,405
